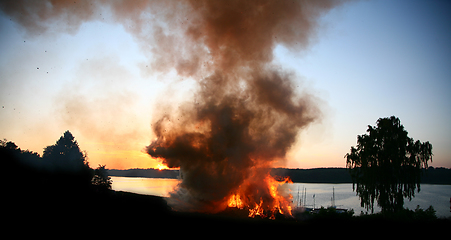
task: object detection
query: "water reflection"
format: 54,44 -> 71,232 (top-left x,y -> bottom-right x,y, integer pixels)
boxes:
111,177 -> 451,217
111,176 -> 180,197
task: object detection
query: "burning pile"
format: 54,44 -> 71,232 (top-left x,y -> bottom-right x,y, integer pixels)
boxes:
146,65 -> 320,214
227,175 -> 293,219
145,0 -> 340,217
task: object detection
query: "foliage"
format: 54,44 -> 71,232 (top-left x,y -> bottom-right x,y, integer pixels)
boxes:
412,205 -> 436,221
1,139 -> 19,150
358,205 -> 437,222
92,164 -> 112,191
1,131 -> 99,193
1,138 -> 41,168
43,130 -> 90,172
345,116 -> 432,213
315,207 -> 354,219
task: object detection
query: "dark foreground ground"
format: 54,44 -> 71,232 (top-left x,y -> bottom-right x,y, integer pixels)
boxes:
3,147 -> 448,235
6,189 -> 449,235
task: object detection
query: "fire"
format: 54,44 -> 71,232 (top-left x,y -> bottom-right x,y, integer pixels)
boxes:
227,174 -> 293,219
228,194 -> 244,208
156,164 -> 168,171
248,199 -> 265,218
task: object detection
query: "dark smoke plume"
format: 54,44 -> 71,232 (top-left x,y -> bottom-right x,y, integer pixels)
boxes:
144,0 -> 340,212
1,0 -> 344,212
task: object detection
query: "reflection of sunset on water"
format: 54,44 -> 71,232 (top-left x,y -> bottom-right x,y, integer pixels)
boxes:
111,177 -> 180,197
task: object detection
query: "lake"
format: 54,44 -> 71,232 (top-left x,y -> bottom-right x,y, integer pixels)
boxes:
111,176 -> 451,218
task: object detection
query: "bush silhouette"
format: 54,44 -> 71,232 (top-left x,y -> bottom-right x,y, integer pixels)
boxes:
92,164 -> 112,191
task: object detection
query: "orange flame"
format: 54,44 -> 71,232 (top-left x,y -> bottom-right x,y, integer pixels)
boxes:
156,164 -> 169,170
227,174 -> 292,219
228,194 -> 244,208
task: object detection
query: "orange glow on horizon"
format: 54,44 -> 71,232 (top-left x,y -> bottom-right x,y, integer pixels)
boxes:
80,140 -> 168,169
156,164 -> 169,170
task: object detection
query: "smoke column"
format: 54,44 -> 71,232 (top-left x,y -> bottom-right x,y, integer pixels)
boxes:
144,0 -> 340,212
1,0 -> 344,212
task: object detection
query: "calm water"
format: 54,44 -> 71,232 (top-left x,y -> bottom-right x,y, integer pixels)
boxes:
111,177 -> 451,218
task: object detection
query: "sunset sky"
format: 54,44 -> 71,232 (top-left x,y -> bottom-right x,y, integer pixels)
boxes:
1,0 -> 450,169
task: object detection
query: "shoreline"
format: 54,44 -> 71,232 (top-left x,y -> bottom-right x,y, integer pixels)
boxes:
108,167 -> 451,185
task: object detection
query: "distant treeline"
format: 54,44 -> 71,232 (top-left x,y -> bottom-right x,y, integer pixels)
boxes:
273,167 -> 451,184
108,167 -> 451,184
108,168 -> 180,178
271,168 -> 352,183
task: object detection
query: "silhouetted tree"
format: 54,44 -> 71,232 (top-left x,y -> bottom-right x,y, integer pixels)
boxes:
1,139 -> 21,171
42,130 -> 93,190
345,116 -> 432,213
1,139 -> 41,168
92,165 -> 112,191
1,139 -> 46,197
43,130 -> 89,172
1,139 -> 19,150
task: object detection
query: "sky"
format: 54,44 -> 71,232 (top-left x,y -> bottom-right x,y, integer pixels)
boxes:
0,0 -> 450,169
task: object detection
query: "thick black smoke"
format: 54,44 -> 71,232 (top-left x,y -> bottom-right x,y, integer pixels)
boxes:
144,0 -> 341,211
